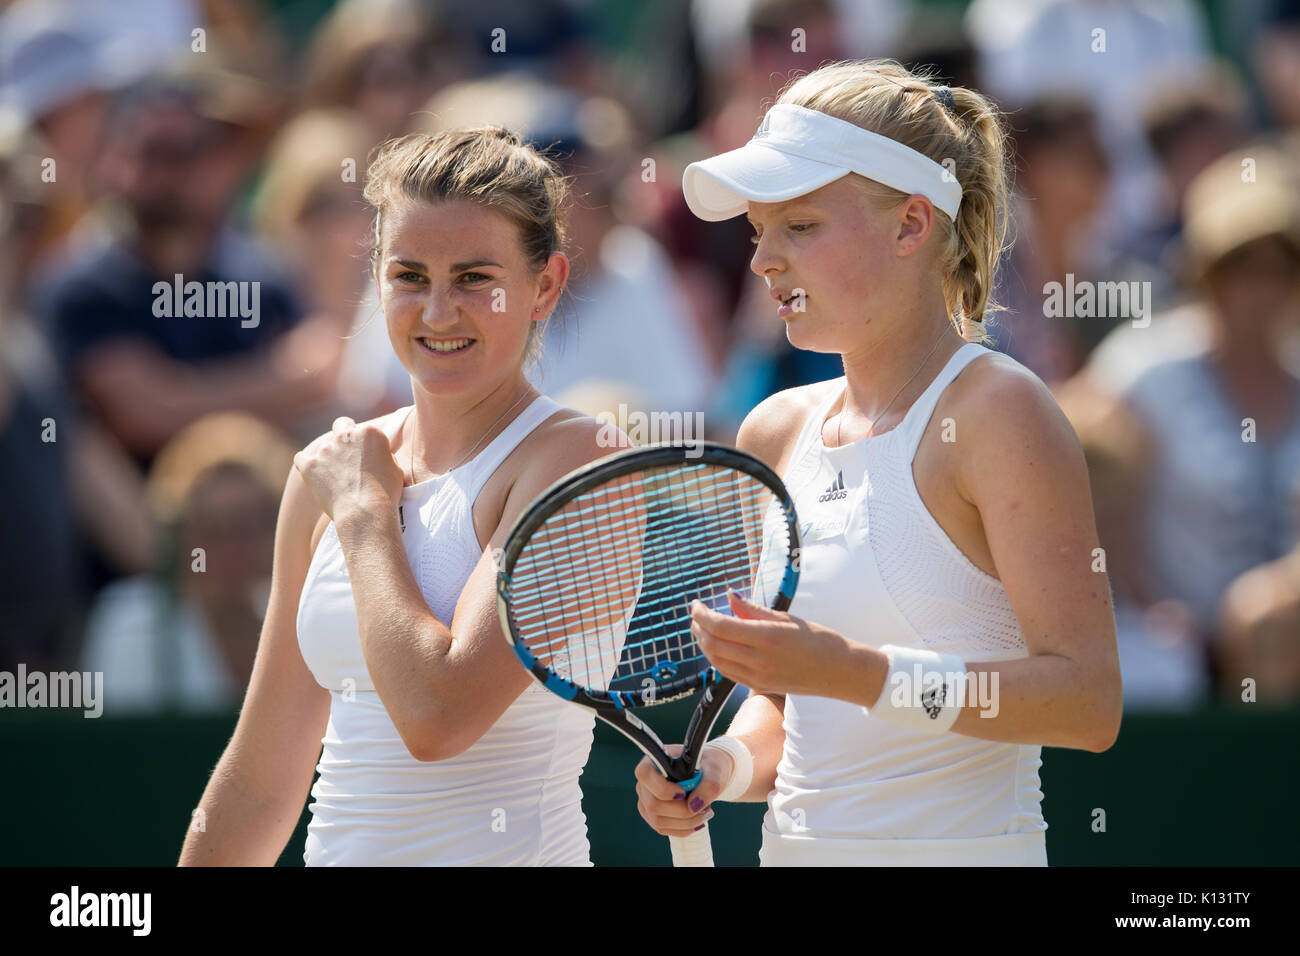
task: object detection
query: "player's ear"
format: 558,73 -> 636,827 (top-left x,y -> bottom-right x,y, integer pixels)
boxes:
533,251 -> 569,315
894,194 -> 935,257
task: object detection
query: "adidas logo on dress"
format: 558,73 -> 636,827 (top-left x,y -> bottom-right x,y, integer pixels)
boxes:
818,470 -> 848,503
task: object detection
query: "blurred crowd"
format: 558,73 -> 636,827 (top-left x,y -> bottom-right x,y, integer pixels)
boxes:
1,0 -> 1298,716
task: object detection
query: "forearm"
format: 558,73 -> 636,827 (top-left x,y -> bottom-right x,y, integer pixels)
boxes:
947,654 -> 1120,751
332,504 -> 454,756
831,642 -> 1120,752
720,692 -> 786,801
179,753 -> 302,866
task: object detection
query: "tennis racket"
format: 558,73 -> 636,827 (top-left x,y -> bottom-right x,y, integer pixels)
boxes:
496,441 -> 800,866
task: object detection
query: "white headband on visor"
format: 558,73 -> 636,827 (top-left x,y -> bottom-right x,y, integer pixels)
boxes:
682,103 -> 962,222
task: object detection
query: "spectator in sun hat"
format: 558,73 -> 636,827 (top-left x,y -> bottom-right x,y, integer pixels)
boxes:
0,1 -> 122,269
0,1 -> 122,124
1084,144 -> 1300,664
1181,148 -> 1300,278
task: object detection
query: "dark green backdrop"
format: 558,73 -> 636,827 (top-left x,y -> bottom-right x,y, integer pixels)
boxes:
2,701 -> 1296,866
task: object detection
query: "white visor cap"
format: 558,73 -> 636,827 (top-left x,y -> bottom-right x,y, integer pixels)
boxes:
682,103 -> 963,222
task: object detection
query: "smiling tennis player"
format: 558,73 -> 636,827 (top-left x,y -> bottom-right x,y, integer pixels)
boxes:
180,127 -> 614,866
634,60 -> 1122,866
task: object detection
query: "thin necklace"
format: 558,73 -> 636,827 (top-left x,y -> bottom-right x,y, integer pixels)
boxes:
833,333 -> 952,447
406,388 -> 532,485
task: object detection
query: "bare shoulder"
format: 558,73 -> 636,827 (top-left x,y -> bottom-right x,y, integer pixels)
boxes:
736,379 -> 841,474
936,351 -> 1087,497
940,351 -> 1076,435
500,409 -> 617,506
522,408 -> 612,466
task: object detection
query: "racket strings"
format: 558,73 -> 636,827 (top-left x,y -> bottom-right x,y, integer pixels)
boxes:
504,462 -> 793,695
523,543 -> 752,683
517,466 -> 759,563
510,512 -> 759,623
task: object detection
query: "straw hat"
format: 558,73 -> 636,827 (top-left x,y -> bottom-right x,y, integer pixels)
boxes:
1183,143 -> 1300,273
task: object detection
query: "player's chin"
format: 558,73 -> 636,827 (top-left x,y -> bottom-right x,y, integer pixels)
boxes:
404,350 -> 486,390
784,321 -> 837,354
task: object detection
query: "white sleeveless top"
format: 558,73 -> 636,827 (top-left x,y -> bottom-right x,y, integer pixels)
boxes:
296,396 -> 597,866
760,343 -> 1048,866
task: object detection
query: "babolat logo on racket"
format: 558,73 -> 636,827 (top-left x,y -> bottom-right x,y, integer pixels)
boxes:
818,470 -> 848,502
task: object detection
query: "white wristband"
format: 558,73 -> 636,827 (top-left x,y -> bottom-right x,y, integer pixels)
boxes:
866,644 -> 967,733
702,736 -> 754,802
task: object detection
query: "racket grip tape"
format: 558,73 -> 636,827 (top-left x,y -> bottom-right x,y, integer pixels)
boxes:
669,827 -> 715,867
666,768 -> 713,866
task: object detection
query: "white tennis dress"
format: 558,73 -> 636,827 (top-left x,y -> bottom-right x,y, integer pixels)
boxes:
761,343 -> 1049,866
296,396 -> 597,865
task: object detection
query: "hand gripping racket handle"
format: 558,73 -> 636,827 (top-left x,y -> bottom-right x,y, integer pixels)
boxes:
667,769 -> 715,867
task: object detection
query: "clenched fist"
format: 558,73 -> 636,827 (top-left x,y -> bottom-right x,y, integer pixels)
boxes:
293,416 -> 405,521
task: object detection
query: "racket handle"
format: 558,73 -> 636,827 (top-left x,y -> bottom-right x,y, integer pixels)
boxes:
669,826 -> 715,867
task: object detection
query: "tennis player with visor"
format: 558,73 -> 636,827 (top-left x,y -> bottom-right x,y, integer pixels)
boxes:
633,60 -> 1122,866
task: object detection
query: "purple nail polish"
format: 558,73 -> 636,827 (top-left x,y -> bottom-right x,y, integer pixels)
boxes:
673,792 -> 686,801
694,824 -> 707,831
689,797 -> 705,812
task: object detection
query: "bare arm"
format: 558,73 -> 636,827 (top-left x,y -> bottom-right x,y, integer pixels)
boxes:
931,365 -> 1123,751
178,466 -> 332,865
310,416 -> 612,762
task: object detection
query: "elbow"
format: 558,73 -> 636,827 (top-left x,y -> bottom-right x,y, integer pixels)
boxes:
407,743 -> 446,763
399,710 -> 473,763
393,684 -> 504,762
1081,684 -> 1123,754
1083,720 -> 1120,754
407,738 -> 470,763
402,730 -> 462,764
